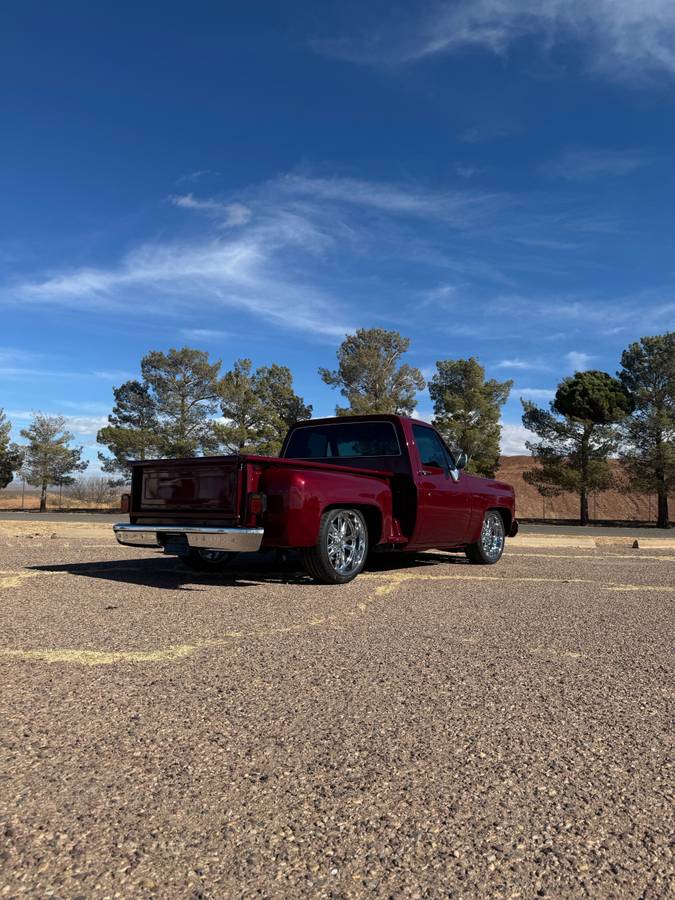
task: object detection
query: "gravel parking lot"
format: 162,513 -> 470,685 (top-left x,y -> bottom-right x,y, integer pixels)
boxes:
1,522 -> 673,898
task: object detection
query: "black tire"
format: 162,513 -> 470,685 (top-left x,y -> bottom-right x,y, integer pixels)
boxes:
466,510 -> 505,565
181,548 -> 239,572
301,508 -> 369,584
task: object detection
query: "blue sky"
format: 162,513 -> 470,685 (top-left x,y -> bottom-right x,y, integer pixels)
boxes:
2,0 -> 674,467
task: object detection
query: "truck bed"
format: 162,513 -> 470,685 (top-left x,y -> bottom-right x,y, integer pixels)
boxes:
129,454 -> 396,526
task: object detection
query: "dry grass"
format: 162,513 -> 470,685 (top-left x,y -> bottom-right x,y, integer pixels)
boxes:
0,491 -> 118,512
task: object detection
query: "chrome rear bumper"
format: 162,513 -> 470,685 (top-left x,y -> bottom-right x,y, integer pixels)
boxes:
113,524 -> 264,553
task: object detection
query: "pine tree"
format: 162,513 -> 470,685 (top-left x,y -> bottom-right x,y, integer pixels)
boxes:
522,370 -> 631,525
139,347 -> 222,457
618,332 -> 674,528
320,329 -> 424,416
217,359 -> 311,455
97,380 -> 159,484
0,408 -> 23,488
20,414 -> 88,512
429,358 -> 512,477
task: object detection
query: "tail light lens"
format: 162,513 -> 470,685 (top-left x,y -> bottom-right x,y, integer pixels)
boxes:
247,492 -> 267,517
121,493 -> 130,513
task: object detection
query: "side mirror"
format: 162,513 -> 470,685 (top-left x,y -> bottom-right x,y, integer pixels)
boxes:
456,450 -> 468,470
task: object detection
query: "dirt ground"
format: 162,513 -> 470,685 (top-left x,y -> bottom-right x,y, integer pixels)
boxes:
1,522 -> 673,898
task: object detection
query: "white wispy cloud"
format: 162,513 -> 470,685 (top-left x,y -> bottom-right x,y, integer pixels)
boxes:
495,357 -> 549,371
4,168 -> 672,352
0,367 -> 82,379
486,292 -> 675,332
541,148 -> 651,180
8,208 -> 354,339
0,349 -> 125,381
275,173 -> 506,225
420,283 -> 457,304
180,328 -> 230,341
317,0 -> 675,79
0,347 -> 41,365
518,388 -> 556,400
3,173 -> 525,341
171,193 -> 252,227
565,350 -> 593,370
60,400 -> 111,413
93,369 -> 134,381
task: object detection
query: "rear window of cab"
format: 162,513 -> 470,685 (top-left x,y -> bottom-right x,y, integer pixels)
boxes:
284,421 -> 401,459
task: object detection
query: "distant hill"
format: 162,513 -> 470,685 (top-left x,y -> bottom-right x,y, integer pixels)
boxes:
496,456 -> 669,523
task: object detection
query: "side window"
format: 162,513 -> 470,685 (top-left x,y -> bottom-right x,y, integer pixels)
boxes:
412,425 -> 448,469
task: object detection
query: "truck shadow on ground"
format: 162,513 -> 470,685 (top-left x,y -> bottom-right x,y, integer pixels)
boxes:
29,550 -> 470,591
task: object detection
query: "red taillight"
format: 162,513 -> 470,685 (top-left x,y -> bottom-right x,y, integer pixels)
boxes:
121,493 -> 130,513
247,492 -> 267,517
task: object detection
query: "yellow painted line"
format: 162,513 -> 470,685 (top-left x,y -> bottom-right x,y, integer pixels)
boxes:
0,645 -> 198,665
0,624 -> 330,666
360,571 -> 675,593
1,568 -> 672,667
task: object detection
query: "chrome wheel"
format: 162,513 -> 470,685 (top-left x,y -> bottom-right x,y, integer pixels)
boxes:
326,510 -> 367,577
481,512 -> 505,562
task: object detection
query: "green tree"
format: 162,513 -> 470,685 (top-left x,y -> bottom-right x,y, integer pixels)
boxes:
522,370 -> 632,525
141,347 -> 222,456
429,358 -> 512,477
217,359 -> 261,453
618,332 -> 674,528
251,363 -> 312,454
97,380 -> 159,484
217,359 -> 312,454
0,408 -> 23,488
320,328 -> 424,416
20,414 -> 88,512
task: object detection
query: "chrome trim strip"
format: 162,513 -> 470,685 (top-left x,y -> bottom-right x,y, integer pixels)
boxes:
113,524 -> 264,552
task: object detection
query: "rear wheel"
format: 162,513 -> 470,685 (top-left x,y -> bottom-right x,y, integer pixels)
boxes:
181,548 -> 239,572
301,508 -> 368,584
466,510 -> 505,565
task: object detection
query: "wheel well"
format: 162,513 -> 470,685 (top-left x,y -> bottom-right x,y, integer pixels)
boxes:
490,506 -> 512,534
324,504 -> 382,547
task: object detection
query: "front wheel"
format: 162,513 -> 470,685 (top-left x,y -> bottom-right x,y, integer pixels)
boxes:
301,508 -> 369,584
466,511 -> 505,565
181,548 -> 239,572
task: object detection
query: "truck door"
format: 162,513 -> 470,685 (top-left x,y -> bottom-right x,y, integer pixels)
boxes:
411,424 -> 473,547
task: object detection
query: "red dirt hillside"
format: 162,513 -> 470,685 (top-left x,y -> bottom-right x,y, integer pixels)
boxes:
496,456 -> 670,523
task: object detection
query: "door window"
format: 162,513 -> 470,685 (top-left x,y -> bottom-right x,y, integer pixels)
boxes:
412,425 -> 448,470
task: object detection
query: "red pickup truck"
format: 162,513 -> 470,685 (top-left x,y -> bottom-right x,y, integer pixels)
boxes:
114,415 -> 517,584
